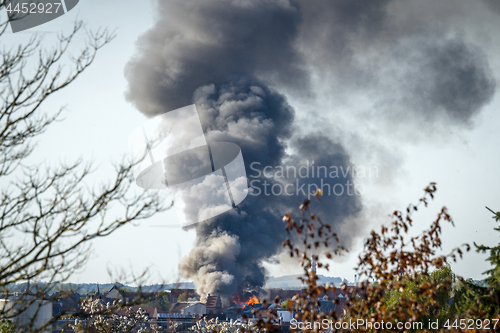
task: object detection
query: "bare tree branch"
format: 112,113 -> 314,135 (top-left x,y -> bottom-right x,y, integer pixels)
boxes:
0,10 -> 171,332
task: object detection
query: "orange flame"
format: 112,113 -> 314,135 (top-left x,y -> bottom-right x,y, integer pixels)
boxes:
245,295 -> 259,305
231,294 -> 260,307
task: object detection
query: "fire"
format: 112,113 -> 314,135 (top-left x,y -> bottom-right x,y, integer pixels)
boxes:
245,295 -> 259,305
231,294 -> 260,307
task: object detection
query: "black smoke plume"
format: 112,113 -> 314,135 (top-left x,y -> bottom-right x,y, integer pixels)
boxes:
125,0 -> 497,299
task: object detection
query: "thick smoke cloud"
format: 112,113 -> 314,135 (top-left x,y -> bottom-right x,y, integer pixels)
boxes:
483,0 -> 500,15
393,38 -> 496,125
178,79 -> 361,299
125,0 -> 497,299
296,0 -> 496,128
125,0 -> 362,299
125,0 -> 308,116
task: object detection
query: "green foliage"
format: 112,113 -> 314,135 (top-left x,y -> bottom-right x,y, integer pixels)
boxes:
451,278 -> 489,316
384,207 -> 500,321
0,320 -> 15,333
475,207 -> 500,286
451,207 -> 500,318
177,292 -> 189,302
137,291 -> 171,311
383,207 -> 500,322
385,265 -> 455,322
155,291 -> 171,312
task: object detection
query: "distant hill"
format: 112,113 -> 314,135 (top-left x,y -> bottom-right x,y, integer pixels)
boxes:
6,276 -> 351,295
264,274 -> 350,289
6,282 -> 118,295
163,282 -> 195,289
6,282 -> 187,295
